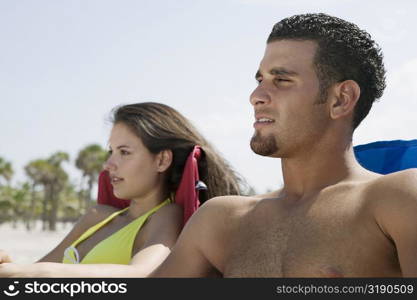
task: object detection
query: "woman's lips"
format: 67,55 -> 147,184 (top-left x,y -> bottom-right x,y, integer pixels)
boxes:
110,175 -> 124,185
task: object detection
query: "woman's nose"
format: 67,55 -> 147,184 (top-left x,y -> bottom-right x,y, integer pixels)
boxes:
103,156 -> 116,172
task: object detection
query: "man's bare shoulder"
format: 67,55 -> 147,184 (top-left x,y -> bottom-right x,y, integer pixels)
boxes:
363,169 -> 417,276
180,194 -> 265,238
366,168 -> 417,200
361,168 -> 417,208
188,191 -> 282,231
179,191 -> 281,241
198,193 -> 275,218
379,168 -> 417,182
364,169 -> 417,233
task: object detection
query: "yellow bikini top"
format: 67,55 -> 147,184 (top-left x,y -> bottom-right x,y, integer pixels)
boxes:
62,198 -> 171,265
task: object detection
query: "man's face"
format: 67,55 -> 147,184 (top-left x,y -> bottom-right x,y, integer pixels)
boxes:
250,39 -> 329,158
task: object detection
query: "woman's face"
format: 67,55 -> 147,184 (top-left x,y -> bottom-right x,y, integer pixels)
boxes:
103,122 -> 163,200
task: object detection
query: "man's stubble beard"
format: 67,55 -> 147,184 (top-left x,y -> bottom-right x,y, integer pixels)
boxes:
250,86 -> 328,157
250,130 -> 279,157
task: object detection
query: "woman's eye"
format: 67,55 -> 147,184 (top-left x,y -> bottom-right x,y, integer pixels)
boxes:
120,150 -> 130,156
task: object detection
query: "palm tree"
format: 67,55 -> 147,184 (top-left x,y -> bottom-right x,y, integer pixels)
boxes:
47,151 -> 69,230
0,186 -> 13,224
0,157 -> 13,187
25,159 -> 54,230
24,151 -> 69,231
60,181 -> 82,223
0,183 -> 31,227
75,144 -> 107,211
11,184 -> 31,228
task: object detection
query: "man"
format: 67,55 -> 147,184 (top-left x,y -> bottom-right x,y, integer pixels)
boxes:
152,13 -> 417,277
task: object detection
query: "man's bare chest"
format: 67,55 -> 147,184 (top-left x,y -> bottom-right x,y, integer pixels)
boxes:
222,197 -> 399,277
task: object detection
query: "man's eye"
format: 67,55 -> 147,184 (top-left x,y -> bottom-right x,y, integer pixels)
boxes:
274,78 -> 290,84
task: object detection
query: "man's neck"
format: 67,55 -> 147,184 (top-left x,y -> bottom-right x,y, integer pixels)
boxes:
279,143 -> 372,199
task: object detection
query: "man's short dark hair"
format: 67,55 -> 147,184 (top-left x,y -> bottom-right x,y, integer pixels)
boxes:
268,13 -> 386,130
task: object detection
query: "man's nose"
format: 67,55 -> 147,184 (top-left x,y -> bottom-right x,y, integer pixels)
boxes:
250,84 -> 271,106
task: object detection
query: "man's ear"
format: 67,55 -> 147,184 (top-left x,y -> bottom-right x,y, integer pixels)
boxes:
329,80 -> 360,120
156,149 -> 173,173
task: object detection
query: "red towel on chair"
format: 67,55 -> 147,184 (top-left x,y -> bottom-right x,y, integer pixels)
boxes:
97,145 -> 204,226
174,146 -> 203,226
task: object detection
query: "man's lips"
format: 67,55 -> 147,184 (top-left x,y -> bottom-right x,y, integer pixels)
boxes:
254,115 -> 275,128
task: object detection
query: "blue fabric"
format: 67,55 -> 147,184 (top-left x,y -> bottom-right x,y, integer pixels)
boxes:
354,139 -> 417,174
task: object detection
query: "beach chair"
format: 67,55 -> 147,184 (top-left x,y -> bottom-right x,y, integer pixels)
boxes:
354,139 -> 417,174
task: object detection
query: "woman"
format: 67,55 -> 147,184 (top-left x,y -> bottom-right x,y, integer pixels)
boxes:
0,102 -> 242,277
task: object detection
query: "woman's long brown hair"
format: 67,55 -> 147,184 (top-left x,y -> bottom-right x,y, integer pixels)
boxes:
111,102 -> 244,203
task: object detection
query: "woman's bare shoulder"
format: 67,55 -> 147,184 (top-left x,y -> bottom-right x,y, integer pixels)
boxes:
146,203 -> 183,227
79,204 -> 120,229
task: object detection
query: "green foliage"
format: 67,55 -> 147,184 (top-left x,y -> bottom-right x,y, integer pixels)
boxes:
75,144 -> 107,178
0,183 -> 31,225
21,152 -> 71,230
0,144 -> 107,231
0,157 -> 14,186
75,144 -> 107,210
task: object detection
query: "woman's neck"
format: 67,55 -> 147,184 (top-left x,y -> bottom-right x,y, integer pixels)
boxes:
125,188 -> 169,220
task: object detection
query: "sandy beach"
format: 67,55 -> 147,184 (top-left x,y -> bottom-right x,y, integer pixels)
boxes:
0,222 -> 72,264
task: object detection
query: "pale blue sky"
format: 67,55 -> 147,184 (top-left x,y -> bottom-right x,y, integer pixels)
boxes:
1,0 -> 417,193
